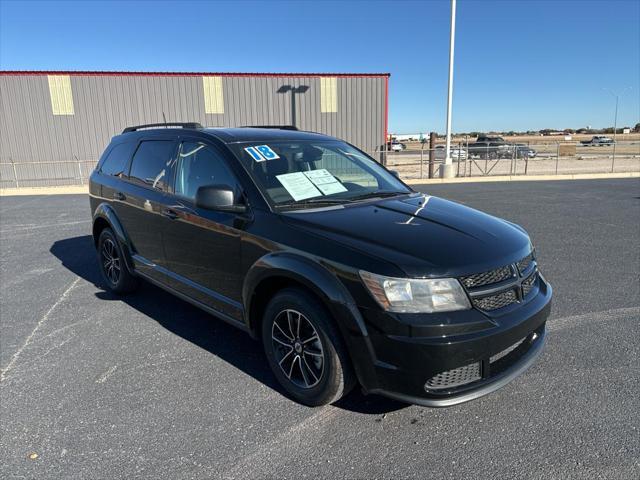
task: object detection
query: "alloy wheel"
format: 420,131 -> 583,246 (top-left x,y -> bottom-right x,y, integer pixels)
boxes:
101,238 -> 121,285
271,309 -> 324,389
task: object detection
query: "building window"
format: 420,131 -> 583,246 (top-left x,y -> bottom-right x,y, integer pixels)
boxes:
47,75 -> 74,115
320,77 -> 337,113
203,76 -> 224,114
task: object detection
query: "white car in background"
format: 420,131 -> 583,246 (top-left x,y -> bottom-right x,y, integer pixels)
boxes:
390,141 -> 406,152
434,145 -> 468,160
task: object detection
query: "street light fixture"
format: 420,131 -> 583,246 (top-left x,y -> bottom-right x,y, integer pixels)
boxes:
277,85 -> 309,129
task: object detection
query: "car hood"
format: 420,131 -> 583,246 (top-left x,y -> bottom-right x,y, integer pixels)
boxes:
282,194 -> 532,278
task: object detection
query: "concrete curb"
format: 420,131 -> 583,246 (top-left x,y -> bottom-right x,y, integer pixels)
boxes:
1,185 -> 89,196
1,172 -> 638,196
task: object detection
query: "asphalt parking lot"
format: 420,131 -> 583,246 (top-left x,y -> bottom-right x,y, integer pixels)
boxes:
1,178 -> 639,479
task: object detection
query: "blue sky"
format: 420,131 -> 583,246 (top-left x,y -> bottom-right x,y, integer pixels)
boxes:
1,0 -> 638,133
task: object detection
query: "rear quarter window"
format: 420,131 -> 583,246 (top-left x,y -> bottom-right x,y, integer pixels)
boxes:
100,142 -> 137,177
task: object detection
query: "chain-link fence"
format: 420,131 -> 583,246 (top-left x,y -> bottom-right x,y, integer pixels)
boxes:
0,159 -> 98,188
1,140 -> 638,188
369,140 -> 640,180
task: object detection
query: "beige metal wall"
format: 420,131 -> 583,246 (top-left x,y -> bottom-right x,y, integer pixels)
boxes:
0,73 -> 388,166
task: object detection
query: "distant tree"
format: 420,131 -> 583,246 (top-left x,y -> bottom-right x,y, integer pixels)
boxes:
564,128 -> 575,134
633,123 -> 640,132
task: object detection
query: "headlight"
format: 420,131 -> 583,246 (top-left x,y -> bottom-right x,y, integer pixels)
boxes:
360,271 -> 471,313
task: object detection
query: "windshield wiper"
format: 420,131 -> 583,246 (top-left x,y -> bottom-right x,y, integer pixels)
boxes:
276,198 -> 352,210
347,190 -> 405,201
276,191 -> 406,210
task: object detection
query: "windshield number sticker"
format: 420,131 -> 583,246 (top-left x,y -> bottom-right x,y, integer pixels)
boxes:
255,145 -> 280,160
244,146 -> 266,162
244,145 -> 280,162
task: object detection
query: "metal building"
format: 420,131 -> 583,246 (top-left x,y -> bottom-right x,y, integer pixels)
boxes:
0,71 -> 389,188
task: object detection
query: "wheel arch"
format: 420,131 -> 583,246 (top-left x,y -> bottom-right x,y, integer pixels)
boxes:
242,253 -> 367,341
92,202 -> 135,273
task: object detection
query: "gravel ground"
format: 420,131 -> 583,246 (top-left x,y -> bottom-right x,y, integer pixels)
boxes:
1,178 -> 639,479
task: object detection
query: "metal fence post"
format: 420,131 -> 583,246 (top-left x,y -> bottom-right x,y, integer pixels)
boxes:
555,142 -> 559,175
11,159 -> 19,188
485,144 -> 489,175
74,155 -> 83,185
420,144 -> 424,179
428,132 -> 436,179
464,135 -> 469,177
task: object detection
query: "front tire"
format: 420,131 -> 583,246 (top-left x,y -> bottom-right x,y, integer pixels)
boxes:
261,288 -> 355,406
97,228 -> 139,294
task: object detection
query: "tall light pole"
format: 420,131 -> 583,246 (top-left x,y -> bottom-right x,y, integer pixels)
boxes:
442,0 -> 457,178
603,87 -> 631,172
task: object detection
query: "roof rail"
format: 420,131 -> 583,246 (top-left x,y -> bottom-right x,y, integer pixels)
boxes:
122,122 -> 203,133
242,125 -> 299,131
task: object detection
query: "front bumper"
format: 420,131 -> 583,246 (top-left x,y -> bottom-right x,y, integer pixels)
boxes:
346,277 -> 552,407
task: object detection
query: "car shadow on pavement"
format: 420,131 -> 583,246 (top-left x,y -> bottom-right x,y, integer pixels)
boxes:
50,235 -> 407,415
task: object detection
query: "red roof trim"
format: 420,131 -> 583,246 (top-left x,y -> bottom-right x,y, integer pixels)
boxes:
0,70 -> 390,78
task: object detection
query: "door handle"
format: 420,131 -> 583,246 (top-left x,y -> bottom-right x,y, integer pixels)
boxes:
162,208 -> 179,219
113,191 -> 126,201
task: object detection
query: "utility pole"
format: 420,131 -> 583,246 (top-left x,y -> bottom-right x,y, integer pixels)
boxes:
442,0 -> 457,178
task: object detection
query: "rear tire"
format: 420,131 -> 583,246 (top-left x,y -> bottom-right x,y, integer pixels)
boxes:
261,287 -> 355,406
97,228 -> 139,294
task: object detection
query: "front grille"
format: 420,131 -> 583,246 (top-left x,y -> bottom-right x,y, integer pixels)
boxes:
460,252 -> 540,312
425,362 -> 481,390
461,265 -> 514,288
517,252 -> 534,274
473,289 -> 518,311
522,272 -> 537,297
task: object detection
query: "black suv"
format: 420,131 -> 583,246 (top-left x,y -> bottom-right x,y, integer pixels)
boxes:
89,123 -> 552,407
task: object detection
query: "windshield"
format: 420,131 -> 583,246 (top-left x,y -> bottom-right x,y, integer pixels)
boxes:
230,140 -> 411,207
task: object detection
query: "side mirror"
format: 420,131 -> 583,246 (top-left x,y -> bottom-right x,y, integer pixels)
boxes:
195,185 -> 247,213
389,170 -> 400,178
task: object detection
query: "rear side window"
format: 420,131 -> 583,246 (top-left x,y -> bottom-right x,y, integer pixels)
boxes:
100,142 -> 136,177
128,140 -> 176,191
174,142 -> 238,200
